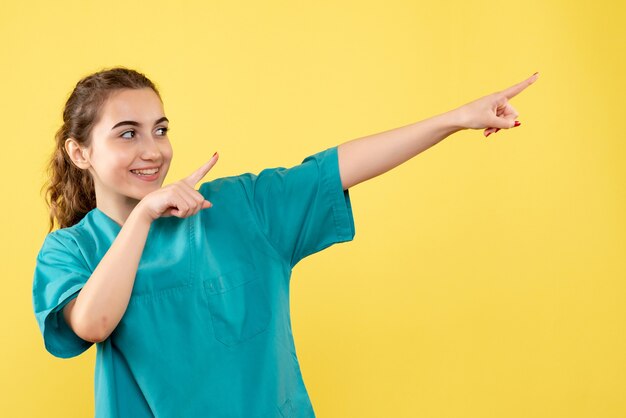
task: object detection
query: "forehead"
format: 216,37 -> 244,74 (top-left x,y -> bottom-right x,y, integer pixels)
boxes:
98,88 -> 164,125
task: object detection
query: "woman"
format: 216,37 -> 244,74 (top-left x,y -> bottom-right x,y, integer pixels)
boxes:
33,66 -> 538,417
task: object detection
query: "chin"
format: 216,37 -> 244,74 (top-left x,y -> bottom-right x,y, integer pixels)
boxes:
136,187 -> 158,198
127,186 -> 158,201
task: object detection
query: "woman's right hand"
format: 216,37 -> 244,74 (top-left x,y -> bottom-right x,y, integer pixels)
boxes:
137,152 -> 219,222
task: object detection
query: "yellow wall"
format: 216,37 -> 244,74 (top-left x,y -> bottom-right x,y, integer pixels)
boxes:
2,0 -> 624,416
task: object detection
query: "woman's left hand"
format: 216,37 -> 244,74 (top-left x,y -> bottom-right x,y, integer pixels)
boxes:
453,72 -> 539,137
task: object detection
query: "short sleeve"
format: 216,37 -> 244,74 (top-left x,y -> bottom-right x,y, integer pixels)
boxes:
32,232 -> 94,359
240,145 -> 356,267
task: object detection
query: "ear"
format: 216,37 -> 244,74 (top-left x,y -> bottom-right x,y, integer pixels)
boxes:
65,138 -> 91,170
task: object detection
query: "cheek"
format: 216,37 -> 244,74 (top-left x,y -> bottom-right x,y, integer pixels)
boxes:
162,143 -> 174,163
107,153 -> 135,176
110,155 -> 133,173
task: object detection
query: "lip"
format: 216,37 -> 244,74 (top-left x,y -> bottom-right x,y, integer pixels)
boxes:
130,166 -> 161,170
129,166 -> 161,182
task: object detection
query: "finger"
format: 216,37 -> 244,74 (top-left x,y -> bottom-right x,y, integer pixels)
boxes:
493,103 -> 518,126
194,200 -> 212,214
177,188 -> 201,217
174,186 -> 199,216
486,118 -> 520,138
500,72 -> 539,100
504,102 -> 519,120
194,191 -> 213,212
488,101 -> 523,130
183,152 -> 219,187
169,190 -> 192,218
498,104 -> 520,129
188,190 -> 212,214
180,187 -> 208,217
171,204 -> 190,218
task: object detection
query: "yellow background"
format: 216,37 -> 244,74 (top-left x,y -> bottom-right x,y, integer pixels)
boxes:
2,0 -> 624,416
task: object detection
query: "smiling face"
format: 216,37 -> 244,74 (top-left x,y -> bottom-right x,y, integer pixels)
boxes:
74,87 -> 173,219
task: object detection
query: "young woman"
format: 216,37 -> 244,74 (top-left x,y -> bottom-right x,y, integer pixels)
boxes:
32,67 -> 538,417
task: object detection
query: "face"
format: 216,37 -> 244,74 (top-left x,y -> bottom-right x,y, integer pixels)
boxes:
79,87 -> 173,212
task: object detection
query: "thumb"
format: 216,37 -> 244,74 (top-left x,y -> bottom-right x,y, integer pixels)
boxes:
488,115 -> 519,129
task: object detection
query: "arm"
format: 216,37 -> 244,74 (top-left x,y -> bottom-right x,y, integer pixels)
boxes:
336,72 -> 539,190
337,110 -> 464,190
63,205 -> 153,343
62,154 -> 218,343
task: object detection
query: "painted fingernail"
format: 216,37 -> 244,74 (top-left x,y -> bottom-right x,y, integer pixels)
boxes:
514,121 -> 521,127
495,128 -> 501,133
213,151 -> 218,157
486,132 -> 492,137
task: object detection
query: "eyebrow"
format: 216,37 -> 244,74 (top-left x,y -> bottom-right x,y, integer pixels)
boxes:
111,117 -> 169,130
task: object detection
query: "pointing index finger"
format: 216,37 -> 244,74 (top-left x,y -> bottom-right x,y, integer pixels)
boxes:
500,72 -> 539,100
184,152 -> 219,187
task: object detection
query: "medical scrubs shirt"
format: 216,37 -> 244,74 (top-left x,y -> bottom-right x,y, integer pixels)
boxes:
32,146 -> 355,417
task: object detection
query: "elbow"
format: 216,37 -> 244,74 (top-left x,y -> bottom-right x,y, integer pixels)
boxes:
83,331 -> 108,344
64,297 -> 112,343
73,315 -> 111,343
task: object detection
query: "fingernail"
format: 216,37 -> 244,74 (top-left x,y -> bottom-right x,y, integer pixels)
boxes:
514,121 -> 521,127
533,72 -> 539,76
495,128 -> 501,133
213,152 -> 218,157
486,132 -> 492,137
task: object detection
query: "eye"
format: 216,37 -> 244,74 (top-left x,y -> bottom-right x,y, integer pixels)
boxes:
156,127 -> 169,136
120,130 -> 135,139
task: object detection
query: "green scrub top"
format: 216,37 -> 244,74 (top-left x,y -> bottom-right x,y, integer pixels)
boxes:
32,145 -> 356,418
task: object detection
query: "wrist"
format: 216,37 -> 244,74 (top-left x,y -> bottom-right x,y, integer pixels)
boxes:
130,201 -> 155,226
441,108 -> 468,132
429,109 -> 466,139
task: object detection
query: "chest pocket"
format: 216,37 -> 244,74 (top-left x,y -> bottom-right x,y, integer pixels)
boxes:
203,265 -> 272,347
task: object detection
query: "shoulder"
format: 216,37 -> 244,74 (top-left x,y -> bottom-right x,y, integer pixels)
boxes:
199,170 -> 281,197
37,215 -> 93,260
199,173 -> 256,193
198,147 -> 338,198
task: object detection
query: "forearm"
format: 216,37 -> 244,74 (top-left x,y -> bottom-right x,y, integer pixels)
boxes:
337,109 -> 465,190
67,205 -> 152,342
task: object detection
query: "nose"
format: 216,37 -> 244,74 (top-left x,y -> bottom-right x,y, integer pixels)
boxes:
140,136 -> 162,161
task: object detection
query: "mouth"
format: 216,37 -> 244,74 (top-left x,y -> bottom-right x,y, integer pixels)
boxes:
129,166 -> 161,181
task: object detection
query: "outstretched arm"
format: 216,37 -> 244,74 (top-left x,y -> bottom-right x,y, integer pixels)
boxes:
337,111 -> 463,190
337,72 -> 539,190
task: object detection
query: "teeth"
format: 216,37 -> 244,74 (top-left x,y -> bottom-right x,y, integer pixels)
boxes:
131,168 -> 159,175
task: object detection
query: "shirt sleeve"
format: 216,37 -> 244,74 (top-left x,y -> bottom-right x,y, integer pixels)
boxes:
239,145 -> 356,268
32,232 -> 94,359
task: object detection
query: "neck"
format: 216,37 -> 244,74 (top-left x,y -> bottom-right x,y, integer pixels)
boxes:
96,196 -> 140,227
